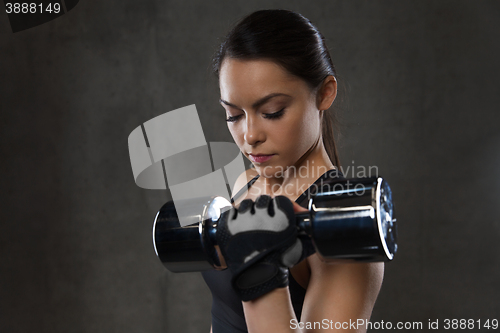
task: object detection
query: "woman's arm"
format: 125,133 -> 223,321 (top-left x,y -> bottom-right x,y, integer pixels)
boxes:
242,261 -> 383,333
242,259 -> 383,333
299,192 -> 384,332
242,202 -> 384,333
301,257 -> 384,332
243,287 -> 298,333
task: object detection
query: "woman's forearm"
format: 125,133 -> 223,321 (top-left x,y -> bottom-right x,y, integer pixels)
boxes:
243,287 -> 299,333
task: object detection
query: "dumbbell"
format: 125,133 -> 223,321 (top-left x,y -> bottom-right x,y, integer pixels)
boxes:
153,176 -> 397,273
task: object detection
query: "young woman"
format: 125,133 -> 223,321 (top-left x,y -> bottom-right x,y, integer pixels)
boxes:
201,9 -> 384,332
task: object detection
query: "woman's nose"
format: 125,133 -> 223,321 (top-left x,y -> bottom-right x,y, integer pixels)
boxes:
244,116 -> 265,146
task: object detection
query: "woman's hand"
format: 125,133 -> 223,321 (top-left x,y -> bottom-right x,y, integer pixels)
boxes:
216,195 -> 302,301
292,201 -> 309,214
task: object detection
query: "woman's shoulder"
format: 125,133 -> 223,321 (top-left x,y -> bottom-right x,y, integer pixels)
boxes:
312,167 -> 345,190
323,167 -> 344,180
231,168 -> 259,198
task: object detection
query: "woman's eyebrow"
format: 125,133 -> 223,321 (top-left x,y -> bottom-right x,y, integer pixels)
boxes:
219,93 -> 291,110
219,99 -> 241,110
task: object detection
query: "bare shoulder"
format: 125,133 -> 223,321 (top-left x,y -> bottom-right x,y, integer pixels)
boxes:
232,168 -> 259,195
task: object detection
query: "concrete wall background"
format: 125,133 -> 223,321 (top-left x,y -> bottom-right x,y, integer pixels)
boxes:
1,1 -> 499,332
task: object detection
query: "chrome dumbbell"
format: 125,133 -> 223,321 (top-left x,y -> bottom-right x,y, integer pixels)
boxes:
153,176 -> 397,272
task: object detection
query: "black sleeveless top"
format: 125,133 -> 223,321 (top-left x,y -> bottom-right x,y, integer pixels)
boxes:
201,169 -> 343,333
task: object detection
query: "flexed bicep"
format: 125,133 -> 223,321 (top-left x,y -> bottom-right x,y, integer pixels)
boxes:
301,255 -> 384,332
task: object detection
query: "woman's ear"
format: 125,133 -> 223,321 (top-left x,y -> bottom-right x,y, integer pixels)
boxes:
316,75 -> 337,110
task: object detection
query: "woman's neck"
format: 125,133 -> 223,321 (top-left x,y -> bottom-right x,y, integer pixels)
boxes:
259,136 -> 335,198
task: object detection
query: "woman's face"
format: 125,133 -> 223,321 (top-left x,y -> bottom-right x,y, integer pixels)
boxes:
219,59 -> 322,178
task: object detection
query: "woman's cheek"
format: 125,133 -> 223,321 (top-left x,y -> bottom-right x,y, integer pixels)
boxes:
292,120 -> 311,144
228,125 -> 244,148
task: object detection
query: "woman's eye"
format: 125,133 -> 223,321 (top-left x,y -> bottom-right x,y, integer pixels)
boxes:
263,108 -> 285,120
225,114 -> 243,122
225,109 -> 285,122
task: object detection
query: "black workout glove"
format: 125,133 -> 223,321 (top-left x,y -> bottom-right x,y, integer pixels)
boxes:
216,195 -> 303,301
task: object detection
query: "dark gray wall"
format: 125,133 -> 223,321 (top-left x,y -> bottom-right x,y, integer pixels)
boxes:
1,1 -> 499,332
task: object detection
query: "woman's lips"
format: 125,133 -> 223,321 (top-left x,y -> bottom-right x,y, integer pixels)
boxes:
248,154 -> 275,163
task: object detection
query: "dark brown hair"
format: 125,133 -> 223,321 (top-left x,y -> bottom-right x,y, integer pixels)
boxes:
213,9 -> 341,168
